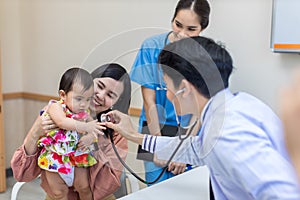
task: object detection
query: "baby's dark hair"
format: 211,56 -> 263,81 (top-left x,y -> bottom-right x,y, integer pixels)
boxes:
59,67 -> 93,94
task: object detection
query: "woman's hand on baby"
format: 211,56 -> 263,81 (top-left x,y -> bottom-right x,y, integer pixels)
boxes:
41,115 -> 58,133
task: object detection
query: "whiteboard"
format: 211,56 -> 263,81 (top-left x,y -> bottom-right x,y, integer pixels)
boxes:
271,0 -> 300,53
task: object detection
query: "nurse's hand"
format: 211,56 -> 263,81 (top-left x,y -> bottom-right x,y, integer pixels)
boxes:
105,110 -> 144,145
168,162 -> 186,175
153,154 -> 186,175
153,155 -> 168,167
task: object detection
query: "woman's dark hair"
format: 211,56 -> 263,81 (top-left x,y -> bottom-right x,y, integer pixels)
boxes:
59,67 -> 93,94
172,0 -> 210,30
159,36 -> 233,98
91,63 -> 131,114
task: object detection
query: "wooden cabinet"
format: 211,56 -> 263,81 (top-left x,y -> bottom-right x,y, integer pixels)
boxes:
0,47 -> 6,192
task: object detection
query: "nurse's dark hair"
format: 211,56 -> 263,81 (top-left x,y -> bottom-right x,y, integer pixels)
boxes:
172,0 -> 210,30
159,36 -> 233,98
91,63 -> 131,114
59,67 -> 93,94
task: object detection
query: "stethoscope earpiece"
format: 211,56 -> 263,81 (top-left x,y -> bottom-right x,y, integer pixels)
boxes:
174,88 -> 186,96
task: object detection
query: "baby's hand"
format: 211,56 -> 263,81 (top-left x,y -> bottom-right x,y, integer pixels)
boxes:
77,120 -> 106,150
85,120 -> 105,136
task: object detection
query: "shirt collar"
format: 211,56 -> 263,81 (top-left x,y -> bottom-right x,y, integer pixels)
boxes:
200,88 -> 233,124
200,98 -> 213,124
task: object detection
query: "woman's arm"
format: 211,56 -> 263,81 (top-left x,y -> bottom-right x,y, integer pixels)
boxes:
142,87 -> 161,136
11,111 -> 66,182
23,116 -> 44,155
11,116 -> 44,182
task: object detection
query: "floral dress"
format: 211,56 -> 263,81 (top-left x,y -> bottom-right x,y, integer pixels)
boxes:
37,99 -> 97,175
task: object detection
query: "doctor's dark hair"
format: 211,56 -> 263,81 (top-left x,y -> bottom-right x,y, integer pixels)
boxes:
91,63 -> 131,114
159,36 -> 233,98
172,0 -> 210,30
59,67 -> 93,94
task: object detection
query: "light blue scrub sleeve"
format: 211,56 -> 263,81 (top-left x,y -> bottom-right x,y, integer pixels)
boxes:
130,41 -> 162,90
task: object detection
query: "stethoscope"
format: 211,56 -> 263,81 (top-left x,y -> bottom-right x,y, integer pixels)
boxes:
105,87 -> 200,185
107,31 -> 200,185
156,31 -> 173,91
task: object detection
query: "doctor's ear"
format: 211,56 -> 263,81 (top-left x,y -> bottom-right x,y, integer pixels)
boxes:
180,80 -> 192,97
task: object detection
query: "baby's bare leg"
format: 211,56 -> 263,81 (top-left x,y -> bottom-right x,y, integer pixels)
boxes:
45,171 -> 68,200
73,167 -> 93,200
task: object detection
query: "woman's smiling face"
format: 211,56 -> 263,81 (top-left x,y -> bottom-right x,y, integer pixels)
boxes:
171,9 -> 202,42
90,77 -> 124,114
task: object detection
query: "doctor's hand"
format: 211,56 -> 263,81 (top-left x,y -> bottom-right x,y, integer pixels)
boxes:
105,110 -> 144,145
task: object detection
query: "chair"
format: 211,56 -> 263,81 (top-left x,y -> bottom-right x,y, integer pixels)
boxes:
11,180 -> 27,200
11,171 -> 139,200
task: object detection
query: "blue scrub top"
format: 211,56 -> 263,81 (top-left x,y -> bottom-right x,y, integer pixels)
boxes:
130,32 -> 177,131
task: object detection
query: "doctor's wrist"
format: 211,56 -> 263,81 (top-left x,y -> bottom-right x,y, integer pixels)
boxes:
128,131 -> 144,145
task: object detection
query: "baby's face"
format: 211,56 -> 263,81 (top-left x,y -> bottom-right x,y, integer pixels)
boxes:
64,83 -> 94,114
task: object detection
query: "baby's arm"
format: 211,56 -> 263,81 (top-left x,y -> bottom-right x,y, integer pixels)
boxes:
47,102 -> 102,136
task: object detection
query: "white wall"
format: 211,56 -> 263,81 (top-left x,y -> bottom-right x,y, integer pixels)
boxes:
0,0 -> 23,92
1,0 -> 179,109
1,0 -> 300,111
205,0 -> 300,110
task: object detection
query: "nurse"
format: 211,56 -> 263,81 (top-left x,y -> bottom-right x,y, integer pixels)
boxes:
106,36 -> 300,199
130,0 -> 210,185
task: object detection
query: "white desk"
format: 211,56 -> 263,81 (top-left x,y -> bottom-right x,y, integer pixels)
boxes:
119,166 -> 210,200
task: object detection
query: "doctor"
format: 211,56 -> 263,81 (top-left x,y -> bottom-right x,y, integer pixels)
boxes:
105,36 -> 300,199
